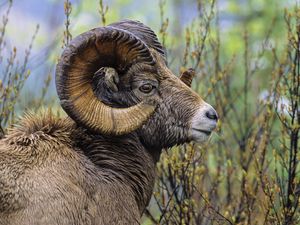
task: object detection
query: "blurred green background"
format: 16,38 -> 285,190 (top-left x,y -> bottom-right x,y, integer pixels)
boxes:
0,0 -> 293,105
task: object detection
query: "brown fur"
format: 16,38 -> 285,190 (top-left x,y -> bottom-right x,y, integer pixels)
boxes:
0,112 -> 155,224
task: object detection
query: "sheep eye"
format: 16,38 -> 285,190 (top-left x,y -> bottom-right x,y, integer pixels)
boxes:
139,84 -> 154,93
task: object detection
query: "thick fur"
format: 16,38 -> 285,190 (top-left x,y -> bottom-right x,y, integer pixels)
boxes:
0,112 -> 156,225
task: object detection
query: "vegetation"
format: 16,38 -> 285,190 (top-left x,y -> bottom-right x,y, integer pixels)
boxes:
0,0 -> 299,224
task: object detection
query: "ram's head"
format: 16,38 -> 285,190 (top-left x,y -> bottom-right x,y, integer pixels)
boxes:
56,20 -> 218,149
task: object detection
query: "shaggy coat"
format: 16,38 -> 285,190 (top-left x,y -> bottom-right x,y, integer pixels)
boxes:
0,113 -> 155,224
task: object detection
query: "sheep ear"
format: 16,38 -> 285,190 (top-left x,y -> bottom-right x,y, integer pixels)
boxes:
95,67 -> 119,92
179,68 -> 195,87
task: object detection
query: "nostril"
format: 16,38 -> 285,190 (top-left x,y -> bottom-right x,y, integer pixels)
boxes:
205,109 -> 218,121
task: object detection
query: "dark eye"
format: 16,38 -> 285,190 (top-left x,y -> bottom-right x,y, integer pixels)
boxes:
139,84 -> 154,93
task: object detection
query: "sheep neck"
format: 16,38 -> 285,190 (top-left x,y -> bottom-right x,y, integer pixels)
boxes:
73,127 -> 160,213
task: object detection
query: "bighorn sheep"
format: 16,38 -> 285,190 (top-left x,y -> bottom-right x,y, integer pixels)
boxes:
0,20 -> 218,225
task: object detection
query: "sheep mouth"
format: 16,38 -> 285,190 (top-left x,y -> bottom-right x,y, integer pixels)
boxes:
192,128 -> 212,136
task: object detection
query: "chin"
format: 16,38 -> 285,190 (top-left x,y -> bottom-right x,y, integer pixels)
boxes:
189,129 -> 212,143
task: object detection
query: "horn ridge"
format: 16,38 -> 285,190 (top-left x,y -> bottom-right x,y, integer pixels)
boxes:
109,19 -> 167,61
56,24 -> 157,135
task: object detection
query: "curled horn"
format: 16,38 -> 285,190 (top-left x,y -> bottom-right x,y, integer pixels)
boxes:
56,26 -> 157,135
180,68 -> 195,87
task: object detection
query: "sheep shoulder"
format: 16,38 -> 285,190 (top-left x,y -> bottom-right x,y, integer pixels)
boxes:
0,112 -> 77,210
0,112 -> 140,225
2,111 -> 74,149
